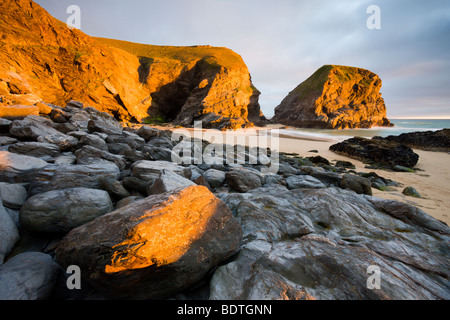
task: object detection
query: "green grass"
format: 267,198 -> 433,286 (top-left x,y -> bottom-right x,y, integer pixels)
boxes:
94,37 -> 245,70
142,114 -> 167,125
291,65 -> 333,101
291,64 -> 375,102
74,51 -> 84,63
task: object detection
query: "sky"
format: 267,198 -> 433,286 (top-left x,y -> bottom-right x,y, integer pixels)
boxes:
35,0 -> 450,119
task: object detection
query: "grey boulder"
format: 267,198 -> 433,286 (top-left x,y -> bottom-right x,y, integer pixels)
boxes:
211,185 -> 450,300
28,163 -> 120,196
0,252 -> 60,300
286,175 -> 326,190
146,169 -> 195,195
9,142 -> 60,160
131,160 -> 191,183
20,187 -> 113,233
55,185 -> 242,299
0,198 -> 19,264
77,134 -> 108,151
204,169 -> 226,189
37,133 -> 78,151
0,151 -> 48,183
225,168 -> 263,193
9,115 -> 60,140
9,116 -> 77,151
105,133 -> 145,150
75,145 -> 127,170
0,182 -> 27,209
340,174 -> 373,195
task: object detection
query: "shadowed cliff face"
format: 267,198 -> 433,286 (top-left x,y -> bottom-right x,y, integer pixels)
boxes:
97,38 -> 264,130
0,0 -> 264,129
272,65 -> 392,129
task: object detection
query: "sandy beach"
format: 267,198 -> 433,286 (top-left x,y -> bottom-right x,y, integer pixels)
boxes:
275,134 -> 450,226
275,126 -> 450,226
158,124 -> 450,225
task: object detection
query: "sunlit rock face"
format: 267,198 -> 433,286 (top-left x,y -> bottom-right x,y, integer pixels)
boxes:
0,0 -> 264,129
55,185 -> 242,299
272,65 -> 392,129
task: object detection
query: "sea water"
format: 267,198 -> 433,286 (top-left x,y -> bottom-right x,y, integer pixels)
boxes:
278,119 -> 450,142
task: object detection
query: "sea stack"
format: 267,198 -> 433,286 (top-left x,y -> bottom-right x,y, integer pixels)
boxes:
272,65 -> 392,129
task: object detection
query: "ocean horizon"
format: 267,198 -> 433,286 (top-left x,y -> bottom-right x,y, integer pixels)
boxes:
276,119 -> 450,142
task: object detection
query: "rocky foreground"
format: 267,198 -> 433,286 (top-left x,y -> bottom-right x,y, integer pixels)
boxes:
0,101 -> 449,300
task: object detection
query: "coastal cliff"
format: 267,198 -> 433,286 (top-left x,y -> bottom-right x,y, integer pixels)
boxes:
272,65 -> 392,129
0,0 -> 264,129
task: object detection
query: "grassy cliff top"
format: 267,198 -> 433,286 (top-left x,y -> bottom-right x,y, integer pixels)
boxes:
94,37 -> 246,70
291,64 -> 376,99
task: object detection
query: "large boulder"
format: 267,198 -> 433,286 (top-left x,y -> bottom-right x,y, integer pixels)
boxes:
0,197 -> 19,264
329,136 -> 419,168
272,65 -> 392,129
8,115 -> 78,151
55,186 -> 242,299
86,117 -> 123,136
298,166 -> 342,187
77,134 -> 108,151
203,169 -> 226,189
0,136 -> 16,146
105,133 -> 145,150
0,151 -> 48,183
380,129 -> 450,152
146,169 -> 195,195
99,177 -> 131,201
9,116 -> 63,140
8,141 -> 60,160
0,252 -> 60,300
225,168 -> 263,193
122,176 -> 150,195
141,145 -> 174,162
75,145 -> 127,170
20,187 -> 113,233
286,175 -> 326,190
131,160 -> 191,183
0,182 -> 27,210
211,185 -> 450,300
27,163 -> 120,196
339,174 -> 372,195
37,133 -> 78,151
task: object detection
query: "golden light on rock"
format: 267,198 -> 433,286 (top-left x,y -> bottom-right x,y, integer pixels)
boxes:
104,186 -> 224,273
55,184 -> 242,299
0,105 -> 39,119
